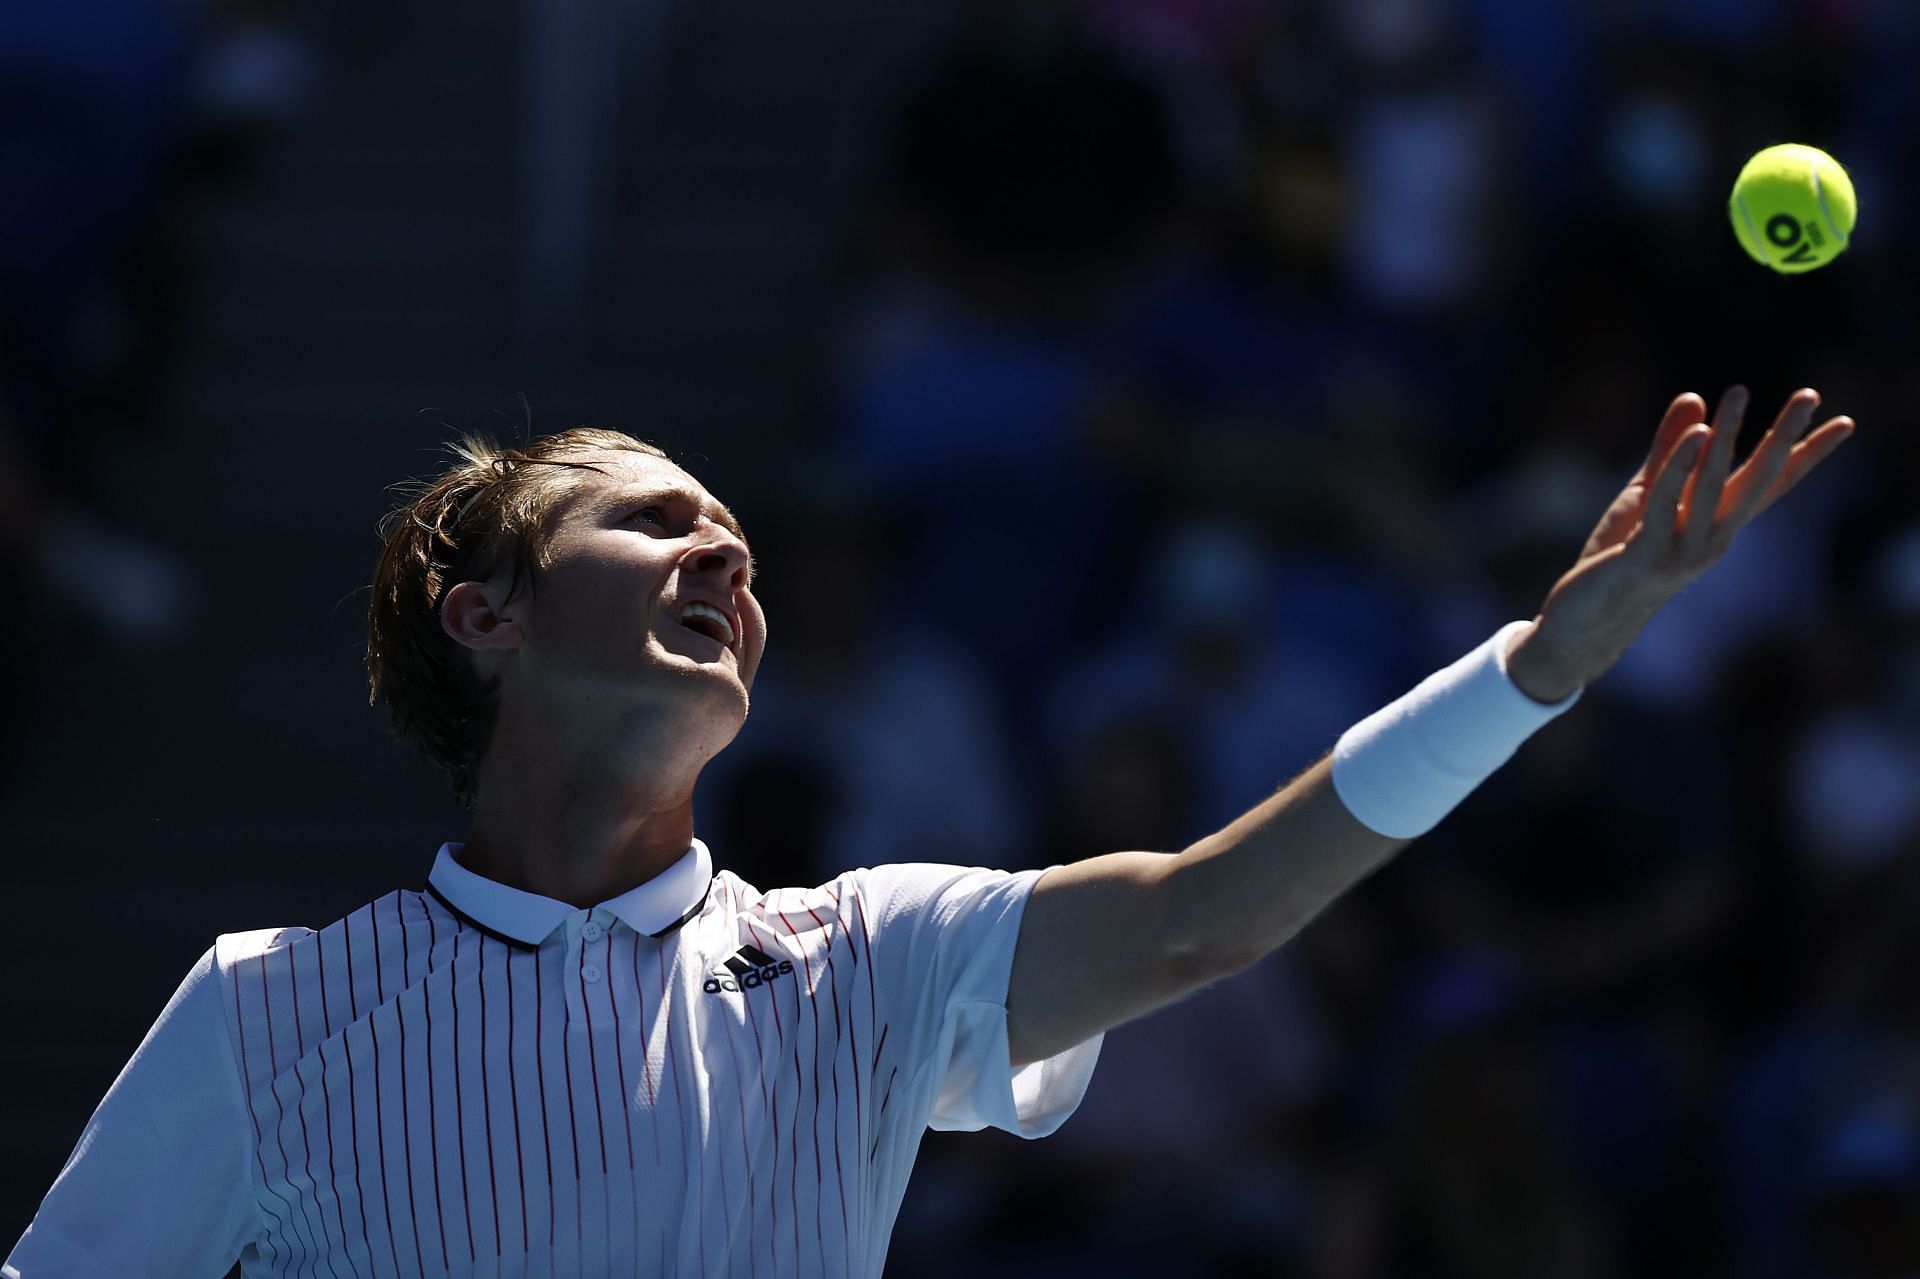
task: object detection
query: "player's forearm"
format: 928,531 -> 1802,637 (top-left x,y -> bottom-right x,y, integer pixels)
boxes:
1157,753 -> 1408,982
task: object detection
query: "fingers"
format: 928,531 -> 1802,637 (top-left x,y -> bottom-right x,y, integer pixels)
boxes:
1623,384 -> 1854,577
1635,393 -> 1709,486
1677,386 -> 1749,555
1749,414 -> 1855,520
1720,388 -> 1825,530
1631,424 -> 1711,559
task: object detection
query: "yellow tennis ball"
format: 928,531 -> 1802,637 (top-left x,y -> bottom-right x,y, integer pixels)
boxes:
1728,143 -> 1857,273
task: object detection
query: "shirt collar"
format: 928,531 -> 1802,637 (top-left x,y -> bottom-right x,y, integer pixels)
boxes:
426,839 -> 714,948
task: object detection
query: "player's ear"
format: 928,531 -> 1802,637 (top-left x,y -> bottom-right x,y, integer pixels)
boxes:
441,579 -> 523,654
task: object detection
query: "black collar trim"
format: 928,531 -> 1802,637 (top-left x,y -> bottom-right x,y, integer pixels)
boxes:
424,882 -> 540,951
649,884 -> 710,939
424,878 -> 712,946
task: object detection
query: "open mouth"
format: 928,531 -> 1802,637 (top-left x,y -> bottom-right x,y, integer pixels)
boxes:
672,614 -> 737,660
680,616 -> 729,645
672,599 -> 737,656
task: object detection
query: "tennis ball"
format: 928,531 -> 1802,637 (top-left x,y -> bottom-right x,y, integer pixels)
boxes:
1728,143 -> 1856,273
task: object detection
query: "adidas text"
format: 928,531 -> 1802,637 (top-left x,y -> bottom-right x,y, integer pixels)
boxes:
705,961 -> 793,994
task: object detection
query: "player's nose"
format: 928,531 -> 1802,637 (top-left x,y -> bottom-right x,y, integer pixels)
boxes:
681,523 -> 751,593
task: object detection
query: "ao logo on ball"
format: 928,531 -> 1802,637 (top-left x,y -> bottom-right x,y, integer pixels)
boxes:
1764,212 -> 1824,265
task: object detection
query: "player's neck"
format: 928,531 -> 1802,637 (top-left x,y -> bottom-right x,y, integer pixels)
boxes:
459,739 -> 703,908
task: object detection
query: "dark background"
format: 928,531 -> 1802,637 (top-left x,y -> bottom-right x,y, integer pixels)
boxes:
4,0 -> 1919,1275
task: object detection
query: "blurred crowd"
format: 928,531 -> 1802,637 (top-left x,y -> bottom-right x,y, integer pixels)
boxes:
8,0 -> 1920,1275
0,0 -> 317,751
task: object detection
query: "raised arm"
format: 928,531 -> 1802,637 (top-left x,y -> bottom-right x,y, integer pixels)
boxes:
1007,386 -> 1854,1066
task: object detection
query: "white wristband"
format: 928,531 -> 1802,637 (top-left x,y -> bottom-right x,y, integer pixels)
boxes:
1329,620 -> 1582,839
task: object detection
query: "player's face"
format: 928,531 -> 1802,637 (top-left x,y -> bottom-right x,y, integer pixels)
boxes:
510,451 -> 767,723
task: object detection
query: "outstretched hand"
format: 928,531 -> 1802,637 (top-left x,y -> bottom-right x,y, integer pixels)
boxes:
1504,386 -> 1856,704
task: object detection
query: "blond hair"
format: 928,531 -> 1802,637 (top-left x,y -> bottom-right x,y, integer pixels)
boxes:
366,427 -> 671,805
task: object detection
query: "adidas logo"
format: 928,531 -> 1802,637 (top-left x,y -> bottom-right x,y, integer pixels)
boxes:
703,943 -> 795,995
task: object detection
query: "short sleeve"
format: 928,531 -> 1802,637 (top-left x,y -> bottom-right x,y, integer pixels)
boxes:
848,863 -> 1102,1138
3,944 -> 260,1278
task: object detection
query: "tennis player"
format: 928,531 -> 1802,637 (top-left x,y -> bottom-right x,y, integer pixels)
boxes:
5,386 -> 1851,1277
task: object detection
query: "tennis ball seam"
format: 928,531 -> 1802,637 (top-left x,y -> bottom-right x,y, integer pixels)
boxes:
1734,194 -> 1777,269
1809,158 -> 1847,246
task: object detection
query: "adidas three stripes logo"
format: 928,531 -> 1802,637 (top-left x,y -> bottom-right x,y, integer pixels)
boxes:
702,943 -> 795,995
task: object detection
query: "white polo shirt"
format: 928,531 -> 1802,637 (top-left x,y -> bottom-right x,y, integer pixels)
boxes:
4,841 -> 1103,1278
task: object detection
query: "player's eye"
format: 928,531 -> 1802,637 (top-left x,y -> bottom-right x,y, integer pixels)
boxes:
631,506 -> 666,527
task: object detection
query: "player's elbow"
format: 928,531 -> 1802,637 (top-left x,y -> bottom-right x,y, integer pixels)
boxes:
1156,877 -> 1270,990
1155,862 -> 1279,992
1159,932 -> 1267,995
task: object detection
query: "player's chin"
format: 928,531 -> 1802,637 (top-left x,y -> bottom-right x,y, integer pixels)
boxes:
654,644 -> 756,708
643,648 -> 751,719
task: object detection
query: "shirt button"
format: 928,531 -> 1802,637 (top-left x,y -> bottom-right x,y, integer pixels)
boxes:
581,921 -> 603,942
581,963 -> 603,984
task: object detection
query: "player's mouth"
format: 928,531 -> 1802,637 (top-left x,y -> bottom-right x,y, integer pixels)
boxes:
673,599 -> 739,659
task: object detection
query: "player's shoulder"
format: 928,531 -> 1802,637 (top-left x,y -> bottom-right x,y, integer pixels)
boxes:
208,887 -> 424,977
713,869 -> 841,924
211,924 -> 317,977
839,862 -> 1038,916
719,863 -> 1035,934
